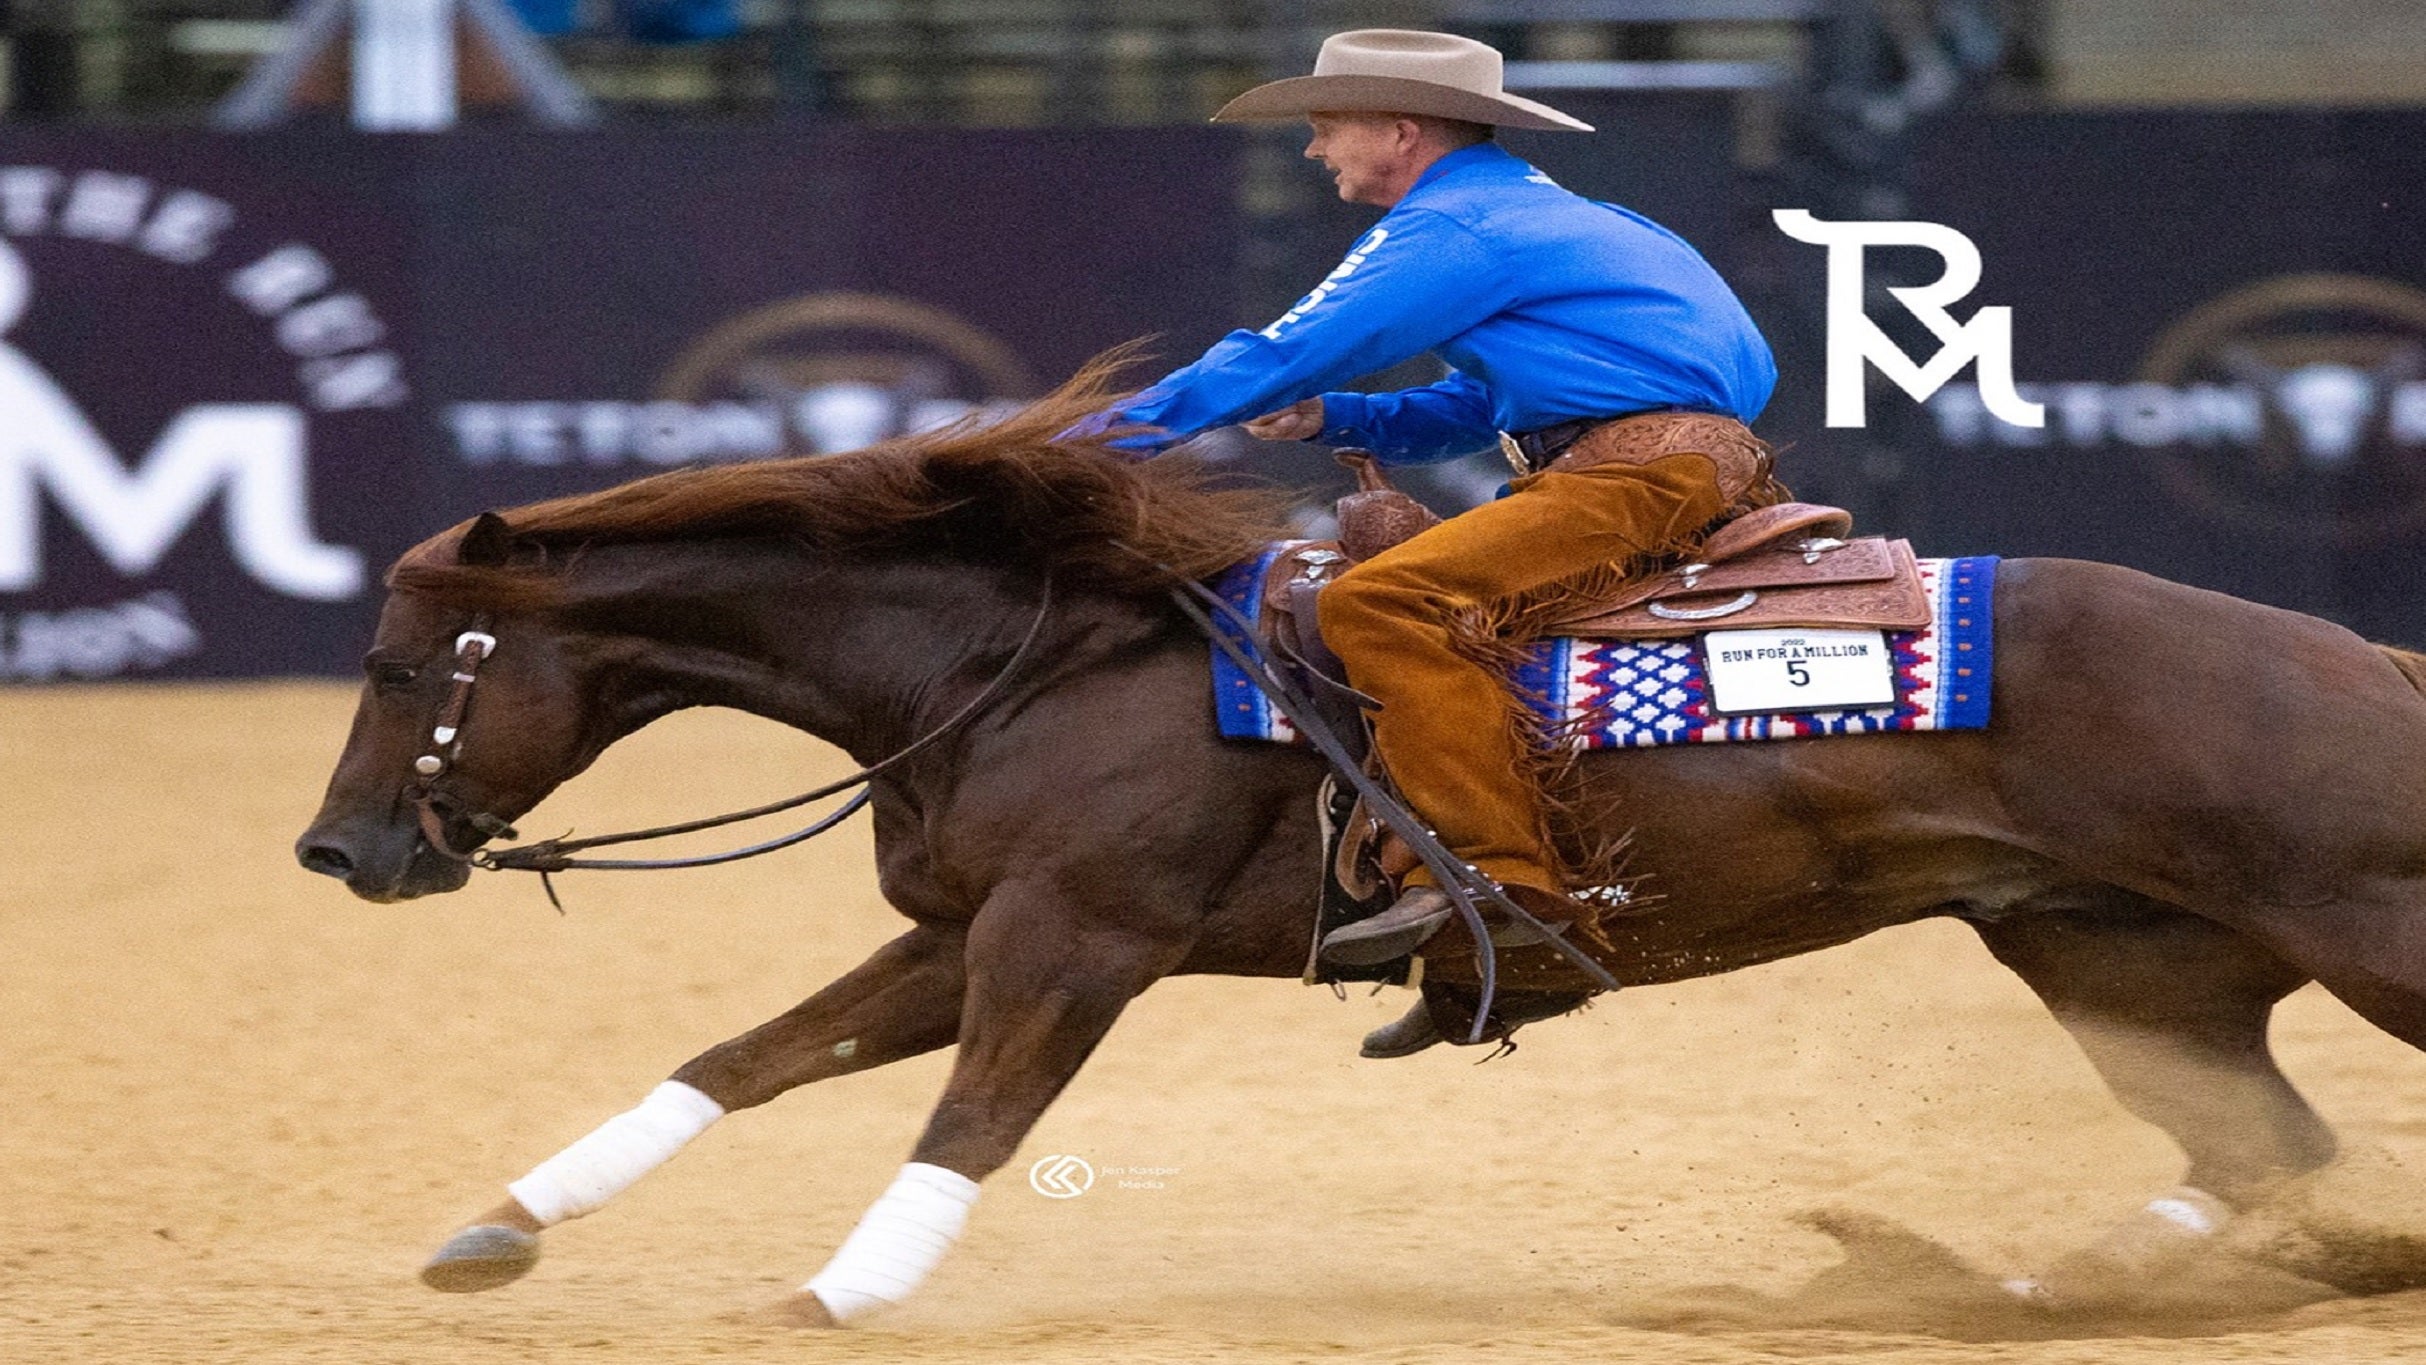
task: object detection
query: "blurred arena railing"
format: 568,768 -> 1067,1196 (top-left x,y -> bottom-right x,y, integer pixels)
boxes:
2,1 -> 2049,124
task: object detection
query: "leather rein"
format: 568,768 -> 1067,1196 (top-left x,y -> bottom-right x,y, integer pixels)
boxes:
406,573 -> 1057,908
404,551 -> 1615,1040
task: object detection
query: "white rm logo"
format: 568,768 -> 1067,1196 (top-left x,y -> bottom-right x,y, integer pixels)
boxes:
1773,209 -> 2046,432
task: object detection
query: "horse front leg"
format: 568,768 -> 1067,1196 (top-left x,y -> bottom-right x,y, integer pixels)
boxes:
778,881 -> 1193,1326
422,921 -> 968,1291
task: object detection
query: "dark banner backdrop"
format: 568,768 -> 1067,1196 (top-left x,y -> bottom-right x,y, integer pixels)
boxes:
0,131 -> 417,683
5,111 -> 2425,682
412,126 -> 1241,522
0,127 -> 1239,680
1892,110 -> 2426,645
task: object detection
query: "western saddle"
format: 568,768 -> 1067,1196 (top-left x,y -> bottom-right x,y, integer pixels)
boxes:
1264,450 -> 1928,1009
1263,451 -> 1927,695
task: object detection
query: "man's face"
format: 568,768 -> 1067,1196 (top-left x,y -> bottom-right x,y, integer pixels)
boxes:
1305,113 -> 1419,207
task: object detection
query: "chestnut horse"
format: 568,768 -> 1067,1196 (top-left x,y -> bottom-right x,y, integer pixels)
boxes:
299,369 -> 2426,1324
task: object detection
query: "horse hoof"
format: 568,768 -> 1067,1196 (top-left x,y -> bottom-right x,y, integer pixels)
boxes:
421,1224 -> 541,1292
772,1292 -> 842,1329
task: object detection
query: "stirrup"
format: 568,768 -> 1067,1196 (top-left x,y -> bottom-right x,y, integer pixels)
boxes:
1489,917 -> 1572,948
1320,884 -> 1578,968
1318,887 -> 1455,968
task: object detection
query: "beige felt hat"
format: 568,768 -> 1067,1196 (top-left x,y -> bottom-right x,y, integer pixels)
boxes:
1212,30 -> 1592,133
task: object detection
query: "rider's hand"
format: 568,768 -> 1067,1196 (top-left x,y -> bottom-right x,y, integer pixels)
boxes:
1243,397 -> 1326,443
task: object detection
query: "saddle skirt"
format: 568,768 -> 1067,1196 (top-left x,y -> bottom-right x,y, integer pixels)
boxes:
1211,542 -> 1997,751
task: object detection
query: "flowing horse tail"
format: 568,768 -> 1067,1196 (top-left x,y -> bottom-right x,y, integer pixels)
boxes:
2382,645 -> 2426,698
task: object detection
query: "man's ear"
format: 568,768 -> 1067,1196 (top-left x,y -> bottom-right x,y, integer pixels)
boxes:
458,511 -> 514,567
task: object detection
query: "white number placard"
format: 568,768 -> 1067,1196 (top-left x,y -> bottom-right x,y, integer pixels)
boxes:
1703,627 -> 1895,714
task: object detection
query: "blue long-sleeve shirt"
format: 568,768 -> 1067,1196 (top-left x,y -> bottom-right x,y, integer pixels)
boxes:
1118,143 -> 1777,463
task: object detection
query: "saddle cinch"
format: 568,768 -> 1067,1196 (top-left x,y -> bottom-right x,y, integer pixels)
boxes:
1262,451 -> 1930,685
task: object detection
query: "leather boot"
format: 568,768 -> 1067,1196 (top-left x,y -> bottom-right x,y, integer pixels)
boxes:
1318,886 -> 1455,967
1385,981 -> 1603,1060
1359,998 -> 1446,1059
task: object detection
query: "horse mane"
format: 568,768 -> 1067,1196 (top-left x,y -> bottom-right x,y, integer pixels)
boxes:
2381,644 -> 2426,698
389,349 -> 1292,612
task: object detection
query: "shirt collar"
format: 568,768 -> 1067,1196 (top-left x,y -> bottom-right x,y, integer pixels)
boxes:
1404,142 -> 1524,199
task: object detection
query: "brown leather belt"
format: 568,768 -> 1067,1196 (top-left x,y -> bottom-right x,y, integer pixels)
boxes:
1498,408 -> 1703,476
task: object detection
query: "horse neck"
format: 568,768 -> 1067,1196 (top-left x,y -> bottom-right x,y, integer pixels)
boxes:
565,541 -> 1080,766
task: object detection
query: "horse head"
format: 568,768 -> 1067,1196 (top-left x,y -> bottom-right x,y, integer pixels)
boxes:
293,363 -> 1293,903
296,512 -> 610,901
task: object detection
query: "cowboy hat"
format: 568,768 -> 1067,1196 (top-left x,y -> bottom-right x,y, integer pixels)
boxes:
1212,30 -> 1592,134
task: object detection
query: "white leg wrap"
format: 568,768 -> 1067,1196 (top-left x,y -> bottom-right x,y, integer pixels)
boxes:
2003,1183 -> 2235,1301
506,1081 -> 725,1226
805,1162 -> 980,1322
2143,1185 -> 2231,1237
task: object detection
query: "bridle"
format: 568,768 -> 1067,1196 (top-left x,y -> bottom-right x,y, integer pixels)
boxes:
408,619 -> 521,857
403,574 -> 1056,908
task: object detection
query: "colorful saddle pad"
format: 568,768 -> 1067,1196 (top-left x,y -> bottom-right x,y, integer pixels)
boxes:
1209,546 -> 1996,750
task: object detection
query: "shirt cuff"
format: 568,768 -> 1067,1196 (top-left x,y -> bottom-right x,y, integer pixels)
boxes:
1315,391 -> 1377,449
1058,408 -> 1170,459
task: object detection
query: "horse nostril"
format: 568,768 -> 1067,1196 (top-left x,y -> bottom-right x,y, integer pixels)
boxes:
298,844 -> 356,879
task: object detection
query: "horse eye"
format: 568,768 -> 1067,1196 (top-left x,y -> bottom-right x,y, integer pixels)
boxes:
370,660 -> 419,689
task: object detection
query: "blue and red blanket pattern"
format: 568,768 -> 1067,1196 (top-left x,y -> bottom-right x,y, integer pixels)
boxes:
1209,546 -> 1997,749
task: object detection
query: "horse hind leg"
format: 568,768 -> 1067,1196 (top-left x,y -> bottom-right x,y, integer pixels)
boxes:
1970,898 -> 2333,1208
1967,895 -> 2337,1303
2199,883 -> 2426,1294
2240,878 -> 2426,1054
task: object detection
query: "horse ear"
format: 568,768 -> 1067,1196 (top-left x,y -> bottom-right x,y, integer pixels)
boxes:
458,511 -> 515,567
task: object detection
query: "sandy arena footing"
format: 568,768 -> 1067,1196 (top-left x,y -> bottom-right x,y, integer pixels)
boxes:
8,682 -> 2426,1364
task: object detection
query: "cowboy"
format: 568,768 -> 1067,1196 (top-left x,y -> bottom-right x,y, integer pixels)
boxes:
1112,30 -> 1778,976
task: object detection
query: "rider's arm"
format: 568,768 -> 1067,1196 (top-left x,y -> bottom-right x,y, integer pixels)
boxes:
1315,370 -> 1499,465
1110,211 -> 1507,451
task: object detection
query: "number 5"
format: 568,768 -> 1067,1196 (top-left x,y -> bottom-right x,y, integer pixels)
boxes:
1786,660 -> 1810,686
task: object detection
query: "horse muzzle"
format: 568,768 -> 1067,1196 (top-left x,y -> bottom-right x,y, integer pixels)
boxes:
295,820 -> 473,902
